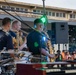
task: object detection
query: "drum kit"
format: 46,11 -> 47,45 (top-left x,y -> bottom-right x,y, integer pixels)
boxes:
0,50 -> 32,75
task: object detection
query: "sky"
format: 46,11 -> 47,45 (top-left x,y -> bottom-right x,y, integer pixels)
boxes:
12,0 -> 76,9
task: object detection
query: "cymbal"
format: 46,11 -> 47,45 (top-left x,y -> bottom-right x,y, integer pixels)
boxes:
0,50 -> 15,54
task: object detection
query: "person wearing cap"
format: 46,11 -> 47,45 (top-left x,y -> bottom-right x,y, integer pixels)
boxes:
27,18 -> 54,62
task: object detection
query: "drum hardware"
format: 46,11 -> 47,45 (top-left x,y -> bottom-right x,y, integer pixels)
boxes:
0,50 -> 32,75
0,58 -> 14,75
27,55 -> 47,63
0,58 -> 14,66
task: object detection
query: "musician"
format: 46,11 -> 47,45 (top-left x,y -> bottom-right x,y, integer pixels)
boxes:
9,20 -> 27,50
27,18 -> 54,61
0,17 -> 14,50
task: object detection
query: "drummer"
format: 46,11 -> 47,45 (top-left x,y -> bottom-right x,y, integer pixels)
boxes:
0,17 -> 14,50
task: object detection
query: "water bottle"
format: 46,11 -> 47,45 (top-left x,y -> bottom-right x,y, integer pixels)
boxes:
59,55 -> 62,61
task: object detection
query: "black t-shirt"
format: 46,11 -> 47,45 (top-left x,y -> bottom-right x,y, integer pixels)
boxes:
27,30 -> 47,55
0,30 -> 14,50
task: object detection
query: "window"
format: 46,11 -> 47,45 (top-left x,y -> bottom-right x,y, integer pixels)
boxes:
22,9 -> 28,13
19,8 -> 24,12
10,7 -> 15,11
5,6 -> 10,11
63,13 -> 65,17
56,12 -> 59,17
16,8 -> 20,12
23,9 -> 28,13
70,14 -> 72,18
73,14 -> 75,18
70,14 -> 76,19
33,10 -> 40,14
49,12 -> 51,16
52,12 -> 55,16
46,11 -> 48,15
25,9 -> 28,12
41,10 -> 43,14
36,10 -> 40,13
20,8 -> 24,11
33,10 -> 37,14
60,13 -> 63,17
7,6 -> 10,9
18,8 -> 27,13
2,6 -> 6,9
60,25 -> 65,30
33,10 -> 40,13
33,10 -> 36,12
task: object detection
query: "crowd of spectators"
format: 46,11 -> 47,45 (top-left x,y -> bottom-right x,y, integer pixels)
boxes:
55,50 -> 76,62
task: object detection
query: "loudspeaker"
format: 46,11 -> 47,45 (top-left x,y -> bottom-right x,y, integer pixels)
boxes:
51,22 -> 69,44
